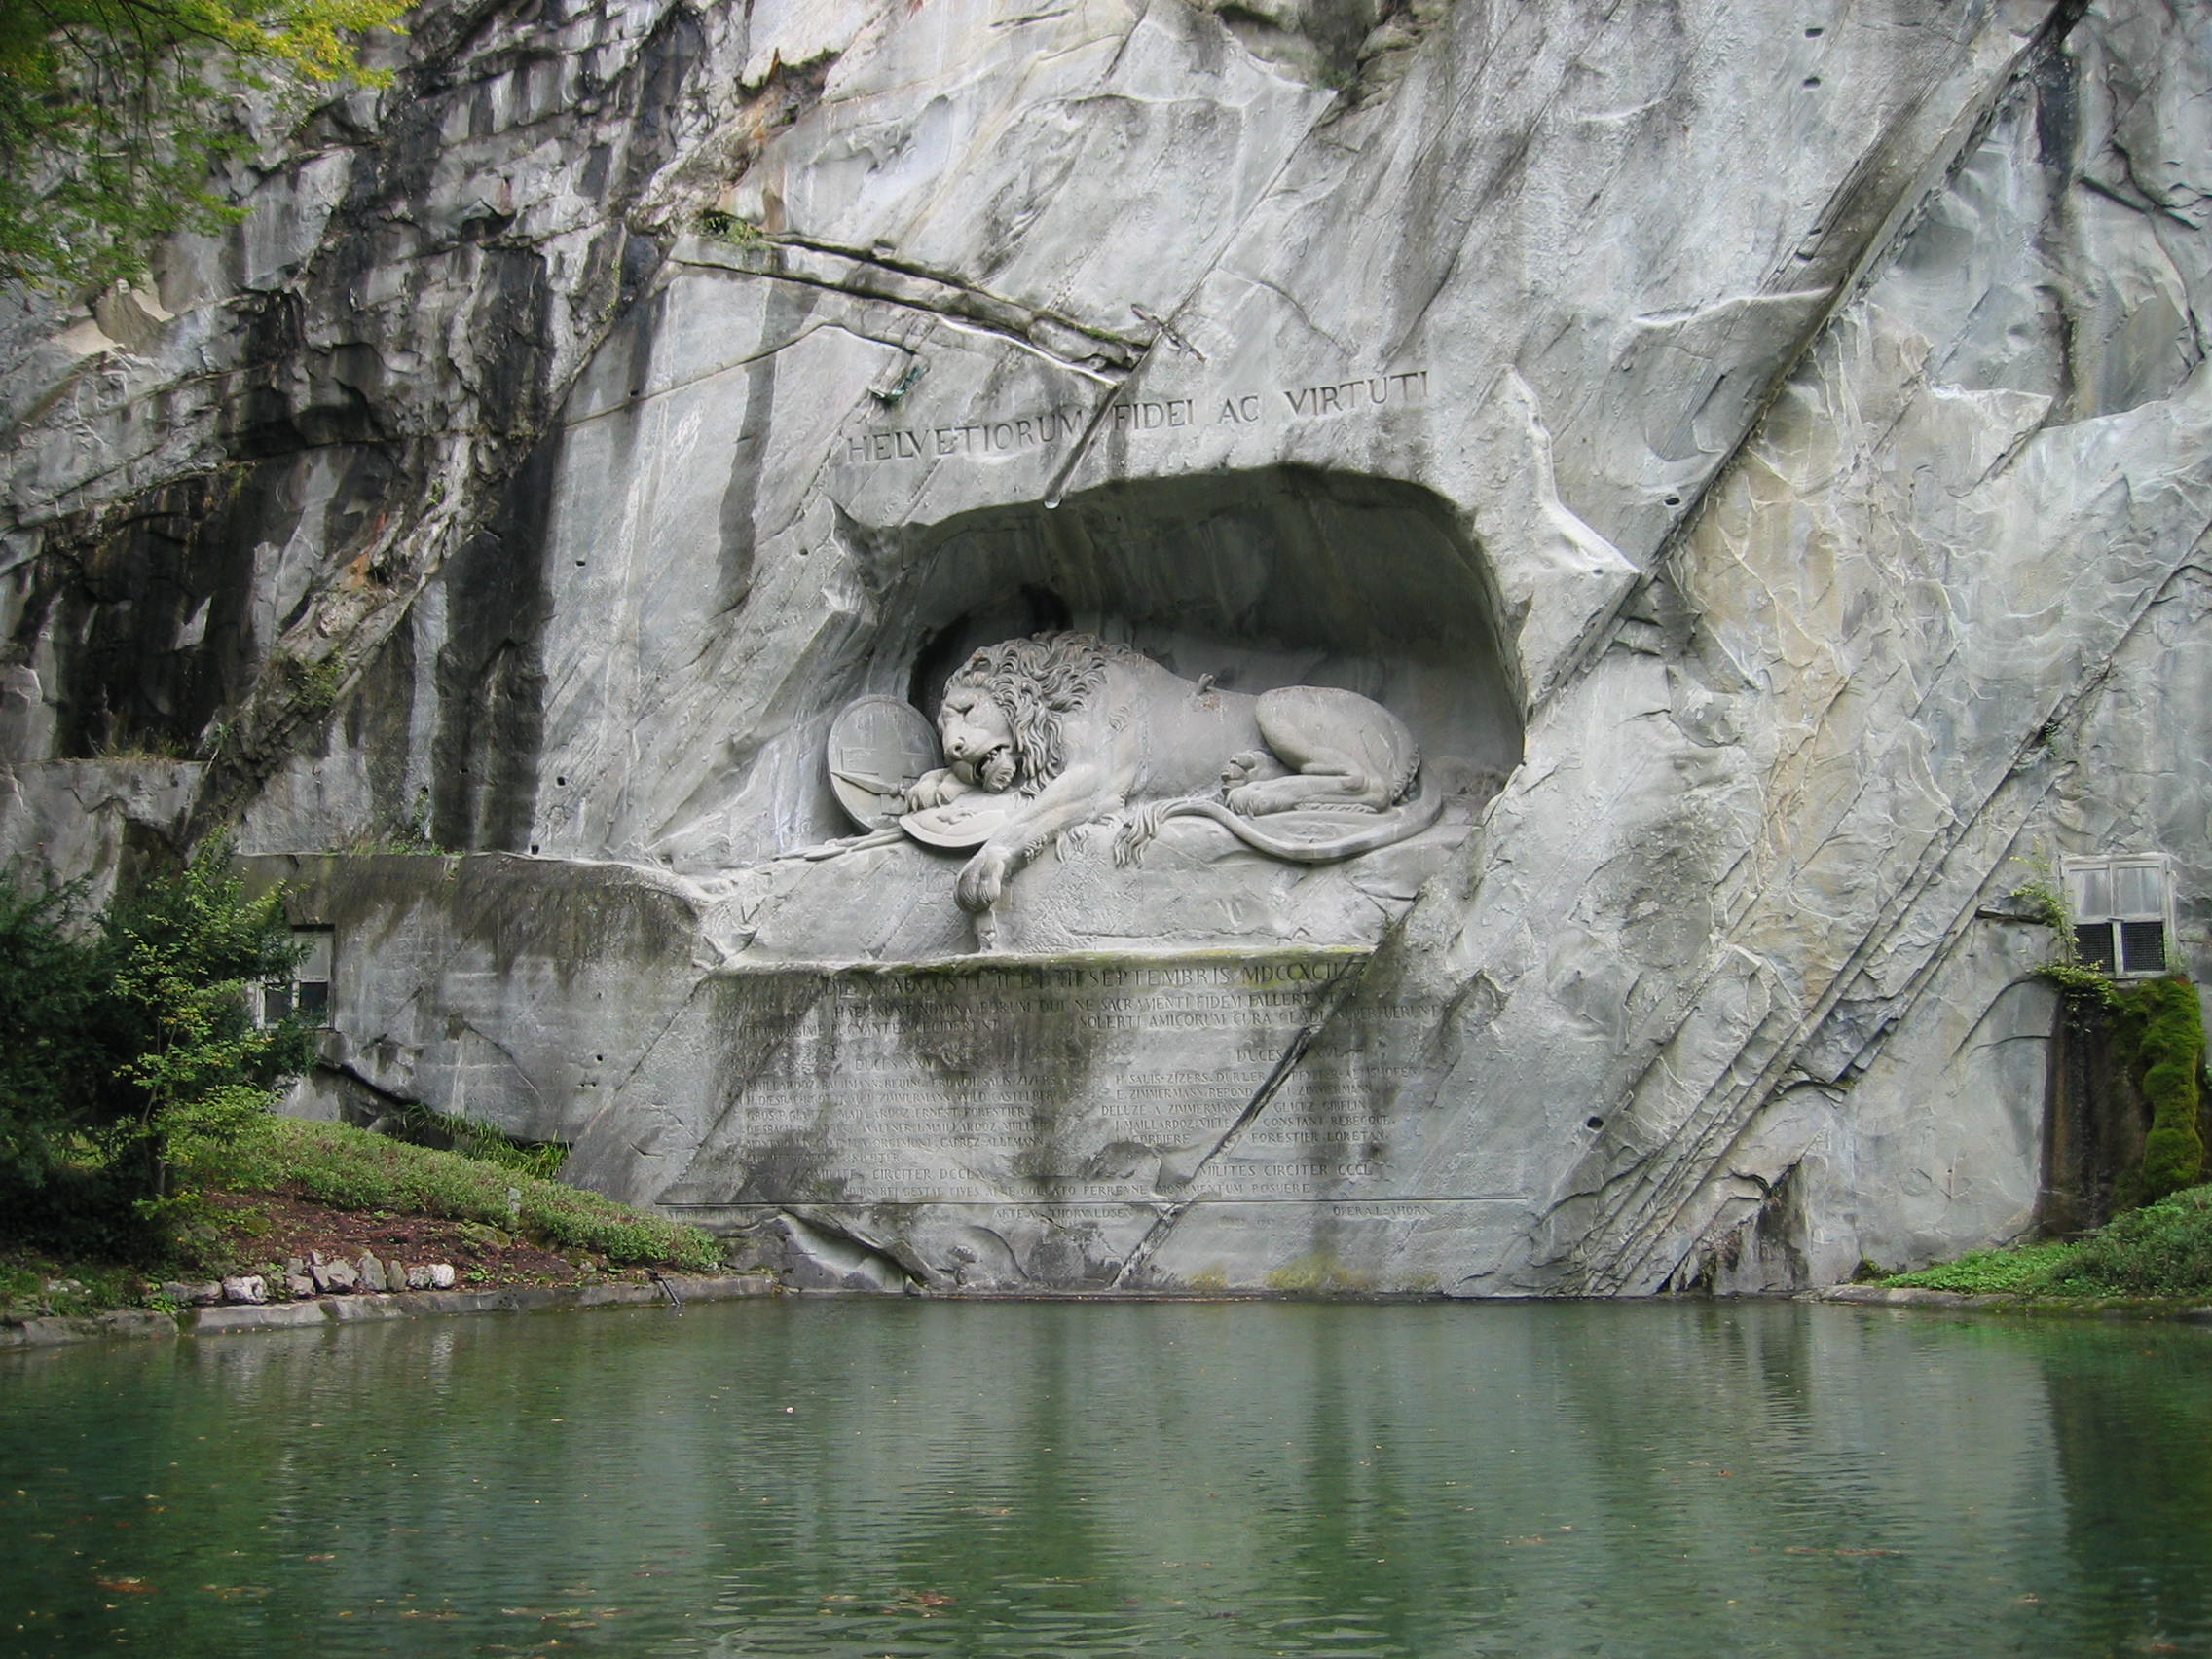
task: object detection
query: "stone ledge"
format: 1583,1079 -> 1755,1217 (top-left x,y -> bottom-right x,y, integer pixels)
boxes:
1812,1285 -> 2001,1309
192,1302 -> 333,1334
0,1309 -> 182,1348
2,1274 -> 778,1350
184,1275 -> 779,1334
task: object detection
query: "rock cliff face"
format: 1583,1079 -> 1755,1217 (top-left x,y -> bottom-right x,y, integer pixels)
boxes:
3,0 -> 2206,1292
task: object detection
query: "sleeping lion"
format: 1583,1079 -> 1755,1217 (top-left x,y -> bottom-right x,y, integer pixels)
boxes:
903,632 -> 1442,912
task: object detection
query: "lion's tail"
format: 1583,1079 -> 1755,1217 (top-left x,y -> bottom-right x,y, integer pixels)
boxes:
1113,784 -> 1447,867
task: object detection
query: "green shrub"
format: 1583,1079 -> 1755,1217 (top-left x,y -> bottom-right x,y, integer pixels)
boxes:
192,1119 -> 724,1271
274,649 -> 348,720
1885,1183 -> 2212,1301
2041,1185 -> 2212,1299
375,1099 -> 569,1181
1882,1239 -> 2076,1295
0,848 -> 313,1251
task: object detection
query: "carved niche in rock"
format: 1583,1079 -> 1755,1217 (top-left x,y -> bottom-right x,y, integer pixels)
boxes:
829,632 -> 1446,916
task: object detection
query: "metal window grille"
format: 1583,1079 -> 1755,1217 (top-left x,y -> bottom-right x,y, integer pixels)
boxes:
2120,919 -> 2169,975
2073,922 -> 2118,975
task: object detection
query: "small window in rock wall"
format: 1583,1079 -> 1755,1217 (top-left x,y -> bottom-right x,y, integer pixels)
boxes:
2062,855 -> 2174,978
263,926 -> 334,1026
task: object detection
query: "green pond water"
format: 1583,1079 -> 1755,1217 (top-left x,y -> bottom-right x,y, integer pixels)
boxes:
2,1299 -> 2210,1657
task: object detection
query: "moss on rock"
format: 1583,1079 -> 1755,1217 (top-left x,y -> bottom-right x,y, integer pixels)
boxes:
2115,976 -> 2206,1203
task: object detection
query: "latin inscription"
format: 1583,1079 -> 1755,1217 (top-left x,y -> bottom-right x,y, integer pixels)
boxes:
835,370 -> 1431,469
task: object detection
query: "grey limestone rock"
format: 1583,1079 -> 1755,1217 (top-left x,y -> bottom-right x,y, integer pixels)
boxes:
313,1259 -> 360,1295
1,0 -> 2207,1295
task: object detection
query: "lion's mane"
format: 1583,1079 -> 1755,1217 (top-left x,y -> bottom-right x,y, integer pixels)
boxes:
946,632 -> 1139,795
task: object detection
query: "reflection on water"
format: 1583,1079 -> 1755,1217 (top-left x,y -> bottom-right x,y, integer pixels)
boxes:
2,1300 -> 2209,1657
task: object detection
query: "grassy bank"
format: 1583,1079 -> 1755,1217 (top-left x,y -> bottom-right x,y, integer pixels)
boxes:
187,1119 -> 723,1270
1881,1182 -> 2212,1302
3,1117 -> 728,1322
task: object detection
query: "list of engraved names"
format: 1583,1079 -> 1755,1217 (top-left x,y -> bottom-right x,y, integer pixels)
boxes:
702,955 -> 1425,1204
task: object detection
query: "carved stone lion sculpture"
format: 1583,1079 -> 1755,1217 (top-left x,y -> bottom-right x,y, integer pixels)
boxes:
903,632 -> 1442,911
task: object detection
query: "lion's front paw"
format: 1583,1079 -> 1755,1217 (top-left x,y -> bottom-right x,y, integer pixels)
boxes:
956,847 -> 1011,912
906,768 -> 968,810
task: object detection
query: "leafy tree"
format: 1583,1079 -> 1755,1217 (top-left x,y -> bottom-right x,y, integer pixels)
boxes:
0,879 -> 107,1186
92,843 -> 316,1203
0,0 -> 406,289
0,846 -> 313,1247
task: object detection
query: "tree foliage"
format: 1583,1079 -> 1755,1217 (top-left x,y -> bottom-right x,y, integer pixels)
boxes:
0,880 -> 108,1187
0,0 -> 405,288
0,846 -> 313,1248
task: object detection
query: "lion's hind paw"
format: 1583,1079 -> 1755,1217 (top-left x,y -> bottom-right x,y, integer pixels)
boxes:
1218,750 -> 1267,791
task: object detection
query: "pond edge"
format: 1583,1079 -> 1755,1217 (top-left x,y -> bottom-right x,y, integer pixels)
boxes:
0,1272 -> 781,1352
1810,1283 -> 2212,1323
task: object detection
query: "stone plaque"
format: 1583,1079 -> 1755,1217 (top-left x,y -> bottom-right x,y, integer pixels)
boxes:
641,948 -> 1464,1288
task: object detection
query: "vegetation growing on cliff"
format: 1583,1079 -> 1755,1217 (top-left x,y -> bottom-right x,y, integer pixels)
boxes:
2012,855 -> 2204,1206
2116,976 -> 2207,1203
0,0 -> 405,287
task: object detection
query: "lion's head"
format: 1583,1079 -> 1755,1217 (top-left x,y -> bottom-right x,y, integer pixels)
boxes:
938,632 -> 1135,795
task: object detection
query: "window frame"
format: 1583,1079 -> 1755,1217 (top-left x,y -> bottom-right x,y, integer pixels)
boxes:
2061,853 -> 2175,979
261,923 -> 335,1028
